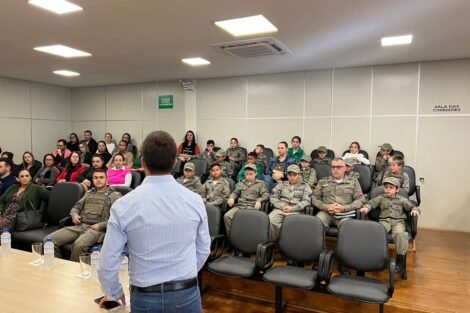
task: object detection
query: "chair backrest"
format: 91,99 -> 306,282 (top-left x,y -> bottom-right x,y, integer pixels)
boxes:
190,159 -> 209,178
369,186 -> 408,200
336,219 -> 389,272
230,209 -> 270,254
240,147 -> 248,160
171,159 -> 183,176
112,186 -> 133,196
402,165 -> 417,197
342,149 -> 369,160
310,148 -> 335,160
352,164 -> 373,194
206,205 -> 222,238
130,171 -> 142,189
224,177 -> 235,192
313,163 -> 331,180
44,182 -> 84,226
278,215 -> 325,263
264,148 -> 274,160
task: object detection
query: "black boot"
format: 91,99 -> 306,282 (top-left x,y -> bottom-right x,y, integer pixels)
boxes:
395,254 -> 405,276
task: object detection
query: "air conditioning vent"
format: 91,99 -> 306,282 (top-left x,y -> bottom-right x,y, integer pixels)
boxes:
212,37 -> 291,59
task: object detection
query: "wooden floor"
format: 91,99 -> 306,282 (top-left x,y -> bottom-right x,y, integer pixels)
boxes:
201,229 -> 470,313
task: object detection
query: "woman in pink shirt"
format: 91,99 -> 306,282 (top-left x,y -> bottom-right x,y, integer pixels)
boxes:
107,153 -> 132,187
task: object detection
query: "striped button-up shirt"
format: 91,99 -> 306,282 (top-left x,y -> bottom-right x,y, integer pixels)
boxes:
97,175 -> 210,299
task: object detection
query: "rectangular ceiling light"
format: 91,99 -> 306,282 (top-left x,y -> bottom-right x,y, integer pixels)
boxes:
182,57 -> 211,66
53,70 -> 80,77
215,15 -> 278,37
381,34 -> 413,47
29,0 -> 83,14
34,45 -> 91,58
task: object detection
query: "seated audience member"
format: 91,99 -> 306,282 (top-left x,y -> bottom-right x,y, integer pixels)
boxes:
255,144 -> 268,168
78,141 -> 93,166
83,130 -> 98,154
343,141 -> 370,165
53,139 -> 71,168
107,153 -> 132,187
344,158 -> 360,181
33,154 -> 60,187
67,133 -> 80,152
202,163 -> 230,210
96,141 -> 112,165
237,152 -> 263,182
104,133 -> 116,155
227,137 -> 246,171
379,155 -> 409,193
176,162 -> 204,196
108,140 -> 133,168
16,151 -> 42,178
77,154 -> 107,191
264,141 -> 295,192
55,151 -> 87,183
0,169 -> 49,230
121,132 -> 136,155
132,148 -> 144,172
0,158 -> 18,197
46,169 -> 121,262
374,143 -> 393,184
312,146 -> 331,165
287,136 -> 304,164
225,164 -> 269,234
269,164 -> 312,241
299,154 -> 317,189
312,158 -> 365,230
177,130 -> 200,162
360,177 -> 420,274
200,139 -> 216,165
215,149 -> 233,178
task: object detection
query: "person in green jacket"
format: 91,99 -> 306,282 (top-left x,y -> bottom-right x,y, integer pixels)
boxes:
287,136 -> 304,164
0,169 -> 49,230
237,152 -> 263,182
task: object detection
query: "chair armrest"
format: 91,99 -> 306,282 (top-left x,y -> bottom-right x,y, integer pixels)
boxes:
58,216 -> 73,229
256,241 -> 275,273
357,210 -> 367,220
416,185 -> 421,206
410,214 -> 418,239
317,250 -> 335,284
389,259 -> 396,297
209,234 -> 225,261
261,201 -> 271,214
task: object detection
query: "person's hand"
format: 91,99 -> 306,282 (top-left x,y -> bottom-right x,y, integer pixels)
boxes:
360,207 -> 370,214
207,146 -> 213,152
326,204 -> 336,214
227,198 -> 235,207
57,179 -> 65,183
333,203 -> 345,213
229,156 -> 235,161
99,294 -> 126,308
82,179 -> 91,187
254,201 -> 261,209
410,209 -> 420,216
56,149 -> 62,155
72,215 -> 81,225
90,224 -> 100,231
352,156 -> 358,160
282,206 -> 293,213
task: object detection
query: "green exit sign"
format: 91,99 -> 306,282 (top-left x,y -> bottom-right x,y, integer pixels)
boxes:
158,95 -> 173,109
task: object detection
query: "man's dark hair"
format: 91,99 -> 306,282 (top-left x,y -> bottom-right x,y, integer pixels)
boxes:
93,168 -> 108,176
141,131 -> 177,174
292,136 -> 301,143
84,130 -> 92,135
248,151 -> 257,159
1,151 -> 14,160
57,139 -> 67,146
279,141 -> 288,148
0,157 -> 13,169
207,140 -> 215,145
210,163 -> 221,170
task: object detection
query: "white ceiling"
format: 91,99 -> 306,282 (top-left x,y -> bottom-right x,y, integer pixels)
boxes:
1,0 -> 470,87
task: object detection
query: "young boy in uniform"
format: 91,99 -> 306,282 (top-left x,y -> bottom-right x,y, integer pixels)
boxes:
215,149 -> 233,178
380,155 -> 410,193
255,144 -> 268,168
202,163 -> 230,210
344,158 -> 360,181
374,143 -> 393,184
176,162 -> 204,196
200,139 -> 216,165
312,146 -> 331,165
299,154 -> 317,189
237,151 -> 263,182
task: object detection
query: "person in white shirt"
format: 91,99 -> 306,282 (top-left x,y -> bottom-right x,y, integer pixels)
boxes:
342,141 -> 370,165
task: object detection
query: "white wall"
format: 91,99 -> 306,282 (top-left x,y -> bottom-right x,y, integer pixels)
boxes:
0,77 -> 71,163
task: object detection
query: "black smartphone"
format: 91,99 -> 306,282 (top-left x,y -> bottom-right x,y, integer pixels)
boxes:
94,296 -> 122,310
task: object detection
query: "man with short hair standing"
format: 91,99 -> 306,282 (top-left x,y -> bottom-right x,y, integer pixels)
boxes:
0,158 -> 17,197
97,131 -> 210,313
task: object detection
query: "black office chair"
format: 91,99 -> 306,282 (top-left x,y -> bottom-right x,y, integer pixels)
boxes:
352,164 -> 373,195
191,159 -> 209,181
342,149 -> 369,160
264,147 -> 274,160
262,215 -> 332,313
208,209 -> 274,278
224,177 -> 235,192
130,171 -> 142,189
313,163 -> 331,181
310,148 -> 335,160
403,165 -> 421,206
171,159 -> 183,178
327,219 -> 395,313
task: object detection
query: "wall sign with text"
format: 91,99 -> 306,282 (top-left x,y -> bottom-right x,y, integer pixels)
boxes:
158,95 -> 174,109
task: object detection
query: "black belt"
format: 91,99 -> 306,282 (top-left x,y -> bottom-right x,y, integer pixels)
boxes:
130,278 -> 197,293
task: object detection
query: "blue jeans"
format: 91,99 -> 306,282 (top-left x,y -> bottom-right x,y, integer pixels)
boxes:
130,286 -> 202,313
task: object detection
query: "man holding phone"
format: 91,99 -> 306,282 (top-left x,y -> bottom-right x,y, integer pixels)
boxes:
97,131 -> 211,312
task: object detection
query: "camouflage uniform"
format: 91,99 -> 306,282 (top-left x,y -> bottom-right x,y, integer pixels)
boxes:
300,167 -> 317,189
381,170 -> 410,193
200,150 -> 216,165
219,161 -> 234,178
224,179 -> 269,234
202,178 -> 230,209
256,153 -> 268,168
226,147 -> 246,163
46,188 -> 122,261
345,170 -> 360,181
312,157 -> 331,165
176,176 -> 204,196
312,176 -> 365,229
373,155 -> 390,184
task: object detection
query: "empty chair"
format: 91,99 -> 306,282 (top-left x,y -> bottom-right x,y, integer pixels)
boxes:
208,209 -> 273,278
263,215 -> 331,313
353,164 -> 373,195
313,163 -> 331,181
327,219 -> 395,313
310,148 -> 335,160
130,171 -> 142,189
191,159 -> 209,180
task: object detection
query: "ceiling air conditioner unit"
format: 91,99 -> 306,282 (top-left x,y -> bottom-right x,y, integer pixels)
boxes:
212,37 -> 291,59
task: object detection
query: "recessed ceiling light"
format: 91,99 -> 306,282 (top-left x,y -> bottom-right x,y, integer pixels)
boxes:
53,70 -> 80,77
28,0 -> 83,15
182,57 -> 211,66
215,15 -> 278,37
381,34 -> 413,47
34,45 -> 92,58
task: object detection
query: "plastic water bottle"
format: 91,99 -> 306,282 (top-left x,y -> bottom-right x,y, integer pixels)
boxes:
43,238 -> 54,267
90,247 -> 100,279
1,227 -> 11,256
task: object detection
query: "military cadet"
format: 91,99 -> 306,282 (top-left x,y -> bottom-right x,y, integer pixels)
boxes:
176,162 -> 204,196
374,143 -> 393,184
200,139 -> 216,165
227,138 -> 246,164
45,169 -> 122,262
269,164 -> 312,241
312,158 -> 365,230
312,146 -> 331,165
360,177 -> 420,275
255,144 -> 268,168
299,154 -> 317,189
287,136 -> 304,164
380,155 -> 410,193
237,151 -> 263,182
344,158 -> 360,181
215,149 -> 234,178
202,163 -> 230,210
224,164 -> 270,234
